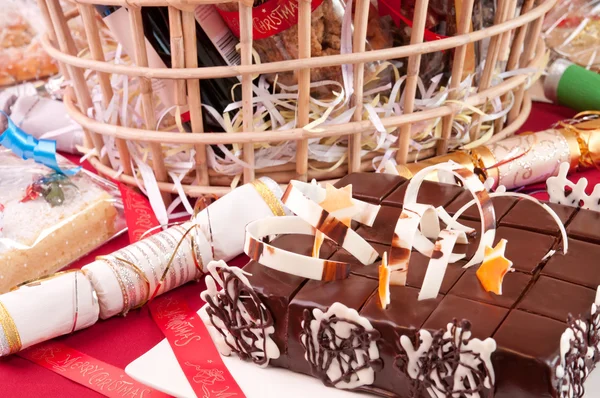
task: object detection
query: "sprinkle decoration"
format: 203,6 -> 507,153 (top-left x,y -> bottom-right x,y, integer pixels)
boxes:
475,239 -> 514,295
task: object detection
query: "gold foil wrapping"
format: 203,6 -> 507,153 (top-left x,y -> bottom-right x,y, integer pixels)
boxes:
394,117 -> 600,189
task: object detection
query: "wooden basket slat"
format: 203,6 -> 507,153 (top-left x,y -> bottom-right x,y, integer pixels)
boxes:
239,4 -> 255,184
47,0 -> 107,163
78,3 -> 133,174
349,0 -> 372,174
295,0 -> 312,182
508,13 -> 545,123
127,6 -> 172,203
396,0 -> 431,164
437,0 -> 476,155
60,38 -> 544,144
500,0 -> 536,120
47,0 -> 556,79
494,0 -> 520,134
470,0 -> 511,142
37,0 -> 70,79
181,10 -> 210,185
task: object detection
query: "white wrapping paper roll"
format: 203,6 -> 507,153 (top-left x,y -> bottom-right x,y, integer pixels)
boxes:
0,271 -> 99,357
84,177 -> 286,319
83,223 -> 199,319
194,177 -> 287,261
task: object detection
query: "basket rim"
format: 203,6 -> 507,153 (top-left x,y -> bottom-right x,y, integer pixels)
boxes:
43,0 -> 556,80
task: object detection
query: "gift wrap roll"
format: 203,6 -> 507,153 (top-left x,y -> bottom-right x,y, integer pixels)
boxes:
84,177 -> 286,319
392,118 -> 600,189
0,271 -> 99,356
83,223 -> 201,319
194,177 -> 287,261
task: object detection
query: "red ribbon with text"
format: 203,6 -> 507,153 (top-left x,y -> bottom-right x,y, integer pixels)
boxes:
118,182 -> 161,242
148,295 -> 246,398
216,0 -> 324,40
19,341 -> 171,398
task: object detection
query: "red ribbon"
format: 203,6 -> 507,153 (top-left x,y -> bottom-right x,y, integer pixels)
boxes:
378,0 -> 449,42
118,183 -> 161,243
148,296 -> 246,398
19,341 -> 171,398
216,0 -> 324,40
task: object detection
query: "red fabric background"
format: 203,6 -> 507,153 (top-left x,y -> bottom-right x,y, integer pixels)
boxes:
0,103 -> 594,397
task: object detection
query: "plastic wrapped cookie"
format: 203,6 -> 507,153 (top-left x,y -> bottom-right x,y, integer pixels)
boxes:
0,149 -> 125,293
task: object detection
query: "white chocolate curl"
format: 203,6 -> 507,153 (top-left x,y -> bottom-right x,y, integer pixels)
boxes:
383,162 -> 495,301
403,162 -> 496,269
282,181 -> 379,266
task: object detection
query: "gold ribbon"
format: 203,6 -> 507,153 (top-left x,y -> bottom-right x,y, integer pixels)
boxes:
251,179 -> 286,216
10,269 -> 80,291
150,223 -> 203,301
97,256 -> 152,313
557,111 -> 600,170
0,301 -> 22,355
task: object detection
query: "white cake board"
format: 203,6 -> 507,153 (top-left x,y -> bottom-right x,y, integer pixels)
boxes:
127,335 -> 600,398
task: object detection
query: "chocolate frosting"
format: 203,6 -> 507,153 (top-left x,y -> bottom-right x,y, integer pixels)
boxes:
234,172 -> 599,398
382,180 -> 464,208
500,200 -> 576,236
446,192 -> 517,222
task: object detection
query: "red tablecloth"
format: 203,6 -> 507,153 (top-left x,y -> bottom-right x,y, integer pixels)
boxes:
0,103 -> 595,397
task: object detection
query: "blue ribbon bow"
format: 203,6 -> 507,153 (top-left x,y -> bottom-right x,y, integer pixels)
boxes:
0,111 -> 80,176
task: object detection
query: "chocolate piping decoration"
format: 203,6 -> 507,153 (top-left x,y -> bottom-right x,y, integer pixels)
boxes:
203,267 -> 275,367
555,314 -> 594,398
301,308 -> 382,388
395,319 -> 495,398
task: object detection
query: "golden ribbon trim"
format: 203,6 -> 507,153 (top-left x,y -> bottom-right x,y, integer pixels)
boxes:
151,223 -> 202,301
10,269 -> 81,291
558,111 -> 600,170
251,179 -> 286,217
0,301 -> 22,354
97,256 -> 152,312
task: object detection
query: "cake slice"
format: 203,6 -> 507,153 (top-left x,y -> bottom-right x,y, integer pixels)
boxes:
202,171 -> 600,398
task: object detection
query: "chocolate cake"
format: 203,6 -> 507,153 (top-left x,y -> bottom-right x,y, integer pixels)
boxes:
201,170 -> 600,398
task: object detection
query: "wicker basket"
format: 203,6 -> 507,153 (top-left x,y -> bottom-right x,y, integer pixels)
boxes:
38,0 -> 556,197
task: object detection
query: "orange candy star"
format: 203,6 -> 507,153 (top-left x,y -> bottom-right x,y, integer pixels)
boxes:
379,252 -> 391,309
312,184 -> 356,258
319,184 -> 355,226
476,239 -> 514,295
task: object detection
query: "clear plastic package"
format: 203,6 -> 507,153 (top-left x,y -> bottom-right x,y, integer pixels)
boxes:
0,149 -> 126,293
0,1 -> 59,86
543,0 -> 600,72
